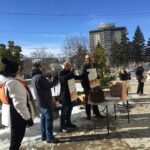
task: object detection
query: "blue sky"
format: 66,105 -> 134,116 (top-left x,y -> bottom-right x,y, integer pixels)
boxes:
0,0 -> 150,56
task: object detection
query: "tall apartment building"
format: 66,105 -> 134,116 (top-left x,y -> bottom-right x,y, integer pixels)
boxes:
89,23 -> 126,55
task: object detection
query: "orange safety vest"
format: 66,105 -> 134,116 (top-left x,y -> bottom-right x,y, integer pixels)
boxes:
0,79 -> 30,105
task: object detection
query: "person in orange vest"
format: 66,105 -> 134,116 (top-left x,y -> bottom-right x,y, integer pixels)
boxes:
0,57 -> 34,150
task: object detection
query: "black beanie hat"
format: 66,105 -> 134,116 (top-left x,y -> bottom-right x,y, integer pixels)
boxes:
0,57 -> 19,77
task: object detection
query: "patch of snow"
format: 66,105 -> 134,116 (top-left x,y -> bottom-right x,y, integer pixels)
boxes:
0,106 -> 90,149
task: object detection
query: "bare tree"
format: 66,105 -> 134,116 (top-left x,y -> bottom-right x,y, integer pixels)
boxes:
30,47 -> 55,72
30,47 -> 53,59
62,34 -> 89,69
21,57 -> 33,78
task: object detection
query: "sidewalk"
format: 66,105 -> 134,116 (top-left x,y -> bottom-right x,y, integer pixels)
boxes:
20,80 -> 150,150
1,80 -> 150,150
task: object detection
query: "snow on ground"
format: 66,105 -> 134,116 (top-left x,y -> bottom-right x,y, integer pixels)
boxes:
1,80 -> 150,149
2,102 -> 150,150
0,104 -> 116,150
0,81 -> 117,149
0,106 -> 92,149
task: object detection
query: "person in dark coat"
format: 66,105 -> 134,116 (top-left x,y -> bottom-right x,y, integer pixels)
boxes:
135,63 -> 145,94
31,62 -> 59,143
119,66 -> 130,81
80,54 -> 104,120
59,60 -> 82,132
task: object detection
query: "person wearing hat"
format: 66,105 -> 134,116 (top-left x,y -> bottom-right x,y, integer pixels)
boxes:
0,57 -> 34,150
31,61 -> 60,143
80,54 -> 104,120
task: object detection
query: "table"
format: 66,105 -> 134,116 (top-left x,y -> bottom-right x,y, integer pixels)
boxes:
88,96 -> 132,135
88,93 -> 150,135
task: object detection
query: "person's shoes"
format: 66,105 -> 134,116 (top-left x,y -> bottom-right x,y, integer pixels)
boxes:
80,105 -> 85,109
41,138 -> 46,141
59,128 -> 68,133
139,93 -> 145,96
66,123 -> 77,128
87,116 -> 91,120
47,138 -> 60,143
95,114 -> 105,118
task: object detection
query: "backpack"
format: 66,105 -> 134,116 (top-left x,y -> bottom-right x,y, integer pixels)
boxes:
0,80 -> 29,104
0,79 -> 39,118
17,79 -> 40,118
0,82 -> 9,104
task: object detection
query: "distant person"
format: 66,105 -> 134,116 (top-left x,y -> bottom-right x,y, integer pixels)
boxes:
0,57 -> 34,150
119,66 -> 130,80
135,63 -> 145,94
31,61 -> 60,143
80,54 -> 104,120
59,60 -> 82,132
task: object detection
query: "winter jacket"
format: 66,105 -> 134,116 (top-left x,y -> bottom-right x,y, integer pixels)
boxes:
119,70 -> 129,80
31,68 -> 58,108
135,66 -> 144,81
59,69 -> 82,105
0,75 -> 31,126
80,63 -> 97,92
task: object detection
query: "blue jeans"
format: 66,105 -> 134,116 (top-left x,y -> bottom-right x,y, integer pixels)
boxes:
40,107 -> 53,140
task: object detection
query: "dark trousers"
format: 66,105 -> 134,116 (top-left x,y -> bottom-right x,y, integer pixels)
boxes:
60,102 -> 73,129
40,107 -> 54,140
85,92 -> 100,118
137,80 -> 144,94
10,123 -> 26,150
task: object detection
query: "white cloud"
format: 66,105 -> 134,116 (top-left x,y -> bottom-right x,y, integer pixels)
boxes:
21,43 -> 63,57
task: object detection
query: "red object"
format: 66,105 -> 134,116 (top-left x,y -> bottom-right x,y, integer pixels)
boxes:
88,86 -> 105,103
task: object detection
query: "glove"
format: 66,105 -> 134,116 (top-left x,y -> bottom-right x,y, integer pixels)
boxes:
26,118 -> 34,128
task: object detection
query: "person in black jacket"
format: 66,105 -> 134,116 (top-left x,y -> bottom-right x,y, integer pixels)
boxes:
135,63 -> 145,94
80,54 -> 104,120
31,62 -> 59,143
119,66 -> 129,81
59,60 -> 82,132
